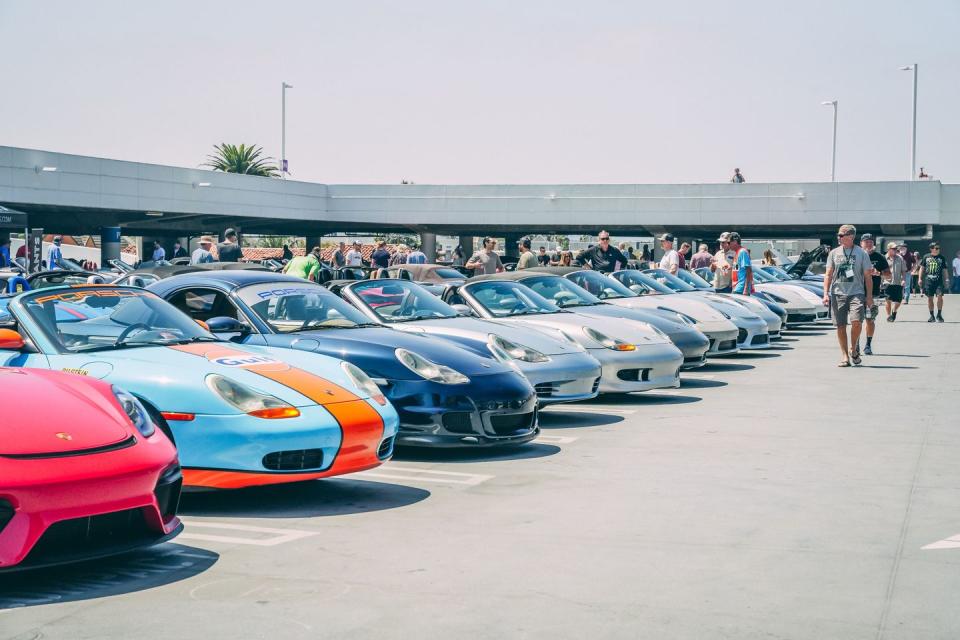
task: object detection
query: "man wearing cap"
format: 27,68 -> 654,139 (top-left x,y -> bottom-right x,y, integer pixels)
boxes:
858,233 -> 890,355
47,236 -> 65,270
191,236 -> 216,265
217,228 -> 242,263
883,242 -> 906,322
710,232 -> 734,293
918,242 -> 949,322
657,234 -> 680,275
823,224 -> 874,366
579,230 -> 628,273
516,238 -> 538,270
728,232 -> 753,295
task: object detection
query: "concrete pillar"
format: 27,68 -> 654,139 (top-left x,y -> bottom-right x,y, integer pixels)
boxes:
420,232 -> 437,262
305,236 -> 322,252
458,235 -> 475,256
101,226 -> 122,264
503,233 -> 522,260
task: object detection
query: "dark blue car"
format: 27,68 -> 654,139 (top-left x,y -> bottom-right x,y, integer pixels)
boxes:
149,271 -> 538,448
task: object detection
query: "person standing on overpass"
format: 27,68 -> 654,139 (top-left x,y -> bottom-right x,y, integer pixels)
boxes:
858,234 -> 889,355
823,224 -> 873,367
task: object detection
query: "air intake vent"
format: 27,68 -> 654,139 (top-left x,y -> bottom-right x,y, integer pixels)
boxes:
262,449 -> 324,471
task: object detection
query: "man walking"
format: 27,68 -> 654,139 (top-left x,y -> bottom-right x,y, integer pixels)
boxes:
900,244 -> 915,304
918,242 -> 950,322
465,237 -> 504,275
710,232 -> 734,293
191,236 -> 216,264
579,230 -> 628,273
952,250 -> 960,294
657,234 -> 680,275
516,238 -> 538,270
47,236 -> 65,270
884,242 -> 906,322
822,225 -> 873,367
858,234 -> 890,355
217,228 -> 242,262
690,244 -> 713,270
728,232 -> 753,296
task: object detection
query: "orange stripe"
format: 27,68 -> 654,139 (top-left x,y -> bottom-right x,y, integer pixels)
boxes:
169,343 -> 386,486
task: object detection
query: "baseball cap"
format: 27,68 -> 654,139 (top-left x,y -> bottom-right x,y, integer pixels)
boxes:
929,241 -> 940,248
861,233 -> 874,242
224,228 -> 237,238
658,233 -> 674,242
717,232 -> 732,242
727,232 -> 742,243
521,238 -> 532,249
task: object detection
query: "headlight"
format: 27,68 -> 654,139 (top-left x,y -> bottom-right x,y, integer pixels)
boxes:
659,307 -> 697,325
487,334 -> 550,363
395,348 -> 469,384
583,327 -> 636,351
340,361 -> 388,406
112,387 -> 155,437
205,374 -> 301,419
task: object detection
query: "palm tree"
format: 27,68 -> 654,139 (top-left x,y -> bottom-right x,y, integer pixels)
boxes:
203,143 -> 279,177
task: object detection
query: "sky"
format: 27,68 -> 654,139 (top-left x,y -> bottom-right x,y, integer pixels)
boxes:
1,1 -> 958,185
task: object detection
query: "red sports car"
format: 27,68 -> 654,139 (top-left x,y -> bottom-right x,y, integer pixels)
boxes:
0,365 -> 183,571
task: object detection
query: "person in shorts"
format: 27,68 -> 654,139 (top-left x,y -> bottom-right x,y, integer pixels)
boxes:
858,233 -> 889,355
919,242 -> 950,322
822,224 -> 873,367
883,242 -> 906,322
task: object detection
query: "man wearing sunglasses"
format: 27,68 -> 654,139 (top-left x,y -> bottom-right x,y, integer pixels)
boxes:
822,224 -> 873,367
579,230 -> 628,273
919,242 -> 949,322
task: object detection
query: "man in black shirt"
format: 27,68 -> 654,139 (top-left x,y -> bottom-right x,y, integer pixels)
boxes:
578,230 -> 628,273
919,242 -> 950,322
217,228 -> 243,262
859,234 -> 890,355
537,246 -> 551,266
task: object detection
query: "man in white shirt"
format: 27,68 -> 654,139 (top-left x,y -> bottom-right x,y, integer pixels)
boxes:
345,241 -> 364,267
953,250 -> 960,294
657,233 -> 680,275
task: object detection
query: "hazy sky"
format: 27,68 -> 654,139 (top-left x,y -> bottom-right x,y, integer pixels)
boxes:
1,1 -> 957,185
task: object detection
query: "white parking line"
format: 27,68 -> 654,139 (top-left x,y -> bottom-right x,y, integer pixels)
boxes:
536,434 -> 579,444
178,521 -> 320,547
356,465 -> 493,486
922,533 -> 960,550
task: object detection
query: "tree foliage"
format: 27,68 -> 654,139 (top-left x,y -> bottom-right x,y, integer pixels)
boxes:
203,143 -> 279,177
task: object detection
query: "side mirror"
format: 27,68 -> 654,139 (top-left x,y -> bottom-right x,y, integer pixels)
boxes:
0,328 -> 25,350
451,304 -> 473,317
206,316 -> 250,334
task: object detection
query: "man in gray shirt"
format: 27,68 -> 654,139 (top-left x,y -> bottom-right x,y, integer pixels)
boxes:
465,237 -> 504,275
822,224 -> 874,367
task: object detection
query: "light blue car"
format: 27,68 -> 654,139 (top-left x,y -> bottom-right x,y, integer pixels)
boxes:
0,285 -> 399,490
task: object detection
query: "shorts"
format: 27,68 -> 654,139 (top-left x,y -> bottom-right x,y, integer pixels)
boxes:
884,285 -> 903,303
923,279 -> 944,297
715,286 -> 732,293
831,293 -> 865,326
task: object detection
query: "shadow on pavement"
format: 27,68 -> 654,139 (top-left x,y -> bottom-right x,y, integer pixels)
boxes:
538,411 -> 625,429
395,442 -> 560,463
858,365 -> 919,370
870,353 -> 929,358
586,393 -> 702,405
734,352 -> 782,359
701,362 -> 755,373
180,478 -> 430,518
679,378 -> 728,389
0,543 -> 218,610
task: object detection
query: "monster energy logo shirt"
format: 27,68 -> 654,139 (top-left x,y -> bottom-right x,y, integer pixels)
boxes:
827,245 -> 870,296
922,253 -> 947,282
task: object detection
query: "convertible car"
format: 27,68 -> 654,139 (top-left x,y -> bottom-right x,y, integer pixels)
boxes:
148,271 -> 564,448
0,286 -> 399,489
538,267 -> 742,357
0,367 -> 182,571
328,278 -> 603,406
442,275 -> 685,392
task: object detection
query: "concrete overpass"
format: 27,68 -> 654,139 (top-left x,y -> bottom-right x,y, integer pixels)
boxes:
2,145 -> 959,246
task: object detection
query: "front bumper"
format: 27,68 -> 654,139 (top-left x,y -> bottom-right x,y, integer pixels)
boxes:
784,306 -> 820,326
388,371 -> 539,448
518,352 -> 602,405
703,328 -> 740,356
663,327 -> 710,369
170,401 -> 398,488
593,343 -> 683,393
0,440 -> 182,572
733,317 -> 771,350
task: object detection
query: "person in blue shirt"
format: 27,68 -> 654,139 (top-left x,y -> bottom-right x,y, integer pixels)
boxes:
0,238 -> 10,268
47,236 -> 65,270
729,232 -> 753,295
152,240 -> 166,262
406,244 -> 427,264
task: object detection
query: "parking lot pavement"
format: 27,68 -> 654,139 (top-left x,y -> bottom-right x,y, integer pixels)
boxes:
2,298 -> 959,639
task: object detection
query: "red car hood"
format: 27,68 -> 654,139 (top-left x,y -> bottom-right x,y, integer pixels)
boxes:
0,368 -> 130,456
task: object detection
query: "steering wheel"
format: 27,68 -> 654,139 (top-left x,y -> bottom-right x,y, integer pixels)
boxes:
114,322 -> 151,345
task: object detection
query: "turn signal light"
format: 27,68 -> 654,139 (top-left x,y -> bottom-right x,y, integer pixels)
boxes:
248,407 -> 301,419
613,344 -> 637,351
161,412 -> 196,422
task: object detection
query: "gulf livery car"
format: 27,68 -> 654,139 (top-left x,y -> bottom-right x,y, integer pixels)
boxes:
0,286 -> 399,489
0,366 -> 182,571
147,271 -> 552,448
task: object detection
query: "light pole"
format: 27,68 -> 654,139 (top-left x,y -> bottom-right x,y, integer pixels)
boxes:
821,100 -> 838,182
281,82 -> 293,179
899,64 -> 917,180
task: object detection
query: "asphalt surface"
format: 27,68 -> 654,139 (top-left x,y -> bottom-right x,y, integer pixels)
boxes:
3,297 -> 959,639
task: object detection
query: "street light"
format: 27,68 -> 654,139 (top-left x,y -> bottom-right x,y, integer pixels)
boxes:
821,100 -> 838,182
899,64 -> 918,180
281,82 -> 293,179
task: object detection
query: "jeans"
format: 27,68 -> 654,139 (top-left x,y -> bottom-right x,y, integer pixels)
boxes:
903,273 -> 913,300
952,277 -> 960,294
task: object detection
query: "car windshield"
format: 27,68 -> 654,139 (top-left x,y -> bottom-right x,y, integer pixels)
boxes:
761,266 -> 792,281
350,280 -> 458,322
642,269 -> 698,292
465,281 -> 560,317
431,267 -> 465,279
518,275 -> 602,308
17,287 -> 214,353
610,270 -> 675,295
238,282 -> 374,332
31,272 -> 96,289
751,268 -> 776,283
565,270 -> 635,300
